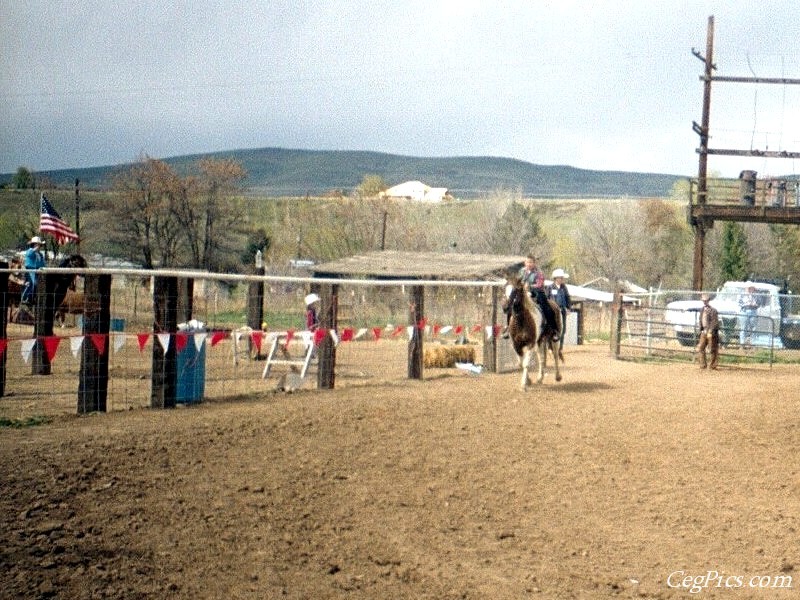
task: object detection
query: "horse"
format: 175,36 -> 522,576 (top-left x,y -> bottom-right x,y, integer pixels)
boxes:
502,276 -> 563,389
7,254 -> 87,325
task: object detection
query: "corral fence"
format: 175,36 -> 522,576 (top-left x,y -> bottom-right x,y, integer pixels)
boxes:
610,288 -> 800,367
0,263 -> 596,418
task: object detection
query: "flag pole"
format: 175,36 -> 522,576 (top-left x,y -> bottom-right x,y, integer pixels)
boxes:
74,179 -> 81,254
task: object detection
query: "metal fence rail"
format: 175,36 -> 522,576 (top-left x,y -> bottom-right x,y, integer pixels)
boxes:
613,290 -> 800,367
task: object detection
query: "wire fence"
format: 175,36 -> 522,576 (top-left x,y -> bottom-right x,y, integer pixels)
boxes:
614,288 -> 800,366
0,267 -> 519,418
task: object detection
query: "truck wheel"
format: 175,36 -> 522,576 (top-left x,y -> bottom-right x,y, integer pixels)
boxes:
781,332 -> 800,349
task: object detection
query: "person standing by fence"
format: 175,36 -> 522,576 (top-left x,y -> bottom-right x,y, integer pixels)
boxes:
549,268 -> 572,350
305,293 -> 320,331
738,285 -> 759,348
696,293 -> 720,369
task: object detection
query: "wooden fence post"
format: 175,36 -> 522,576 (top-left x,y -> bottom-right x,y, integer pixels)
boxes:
611,286 -> 624,358
151,276 -> 178,408
32,273 -> 59,375
247,266 -> 265,357
78,274 -> 111,413
408,285 -> 424,379
317,283 -> 337,389
483,286 -> 499,372
0,261 -> 7,396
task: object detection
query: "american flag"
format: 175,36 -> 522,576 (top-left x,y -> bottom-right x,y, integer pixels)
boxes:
40,193 -> 79,244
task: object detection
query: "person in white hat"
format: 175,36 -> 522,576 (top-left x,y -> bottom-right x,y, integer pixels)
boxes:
696,292 -> 719,369
304,293 -> 320,331
21,235 -> 46,304
548,268 -> 571,350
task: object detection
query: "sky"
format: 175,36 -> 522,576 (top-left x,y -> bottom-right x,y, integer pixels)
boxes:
3,1 -> 800,180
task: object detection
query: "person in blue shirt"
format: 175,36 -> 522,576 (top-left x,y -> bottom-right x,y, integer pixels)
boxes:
21,236 -> 45,305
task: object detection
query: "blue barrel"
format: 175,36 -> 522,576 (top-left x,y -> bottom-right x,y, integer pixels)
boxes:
176,334 -> 206,404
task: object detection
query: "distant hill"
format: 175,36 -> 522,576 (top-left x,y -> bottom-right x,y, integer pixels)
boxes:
3,148 -> 686,198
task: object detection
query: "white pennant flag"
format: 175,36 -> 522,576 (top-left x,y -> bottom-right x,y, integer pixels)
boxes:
70,336 -> 84,357
112,333 -> 126,353
354,328 -> 368,340
193,332 -> 207,352
485,325 -> 494,340
406,325 -> 415,339
439,325 -> 453,335
329,329 -> 339,346
157,333 -> 171,352
20,339 -> 35,364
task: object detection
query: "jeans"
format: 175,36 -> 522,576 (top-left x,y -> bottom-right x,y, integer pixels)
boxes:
739,309 -> 757,345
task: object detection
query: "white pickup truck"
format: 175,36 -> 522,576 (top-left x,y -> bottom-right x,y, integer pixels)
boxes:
664,280 -> 800,349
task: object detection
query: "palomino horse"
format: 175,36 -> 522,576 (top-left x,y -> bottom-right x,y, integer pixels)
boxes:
502,276 -> 563,389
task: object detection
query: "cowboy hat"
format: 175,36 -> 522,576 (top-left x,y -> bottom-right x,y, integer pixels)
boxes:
551,268 -> 569,279
29,236 -> 44,245
304,293 -> 320,306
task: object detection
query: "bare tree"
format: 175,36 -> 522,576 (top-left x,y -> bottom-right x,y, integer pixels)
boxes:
109,157 -> 185,268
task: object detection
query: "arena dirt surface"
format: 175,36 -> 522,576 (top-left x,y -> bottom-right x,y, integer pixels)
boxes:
1,343 -> 798,599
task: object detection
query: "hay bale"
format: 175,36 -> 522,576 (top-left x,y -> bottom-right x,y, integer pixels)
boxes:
423,345 -> 476,368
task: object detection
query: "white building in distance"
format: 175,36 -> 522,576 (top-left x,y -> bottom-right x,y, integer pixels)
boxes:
380,181 -> 450,202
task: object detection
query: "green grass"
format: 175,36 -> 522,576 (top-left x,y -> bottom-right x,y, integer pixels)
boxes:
0,415 -> 51,428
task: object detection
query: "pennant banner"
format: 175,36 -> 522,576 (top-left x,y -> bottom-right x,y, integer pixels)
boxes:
21,339 -> 35,364
137,333 -> 150,352
70,336 -> 83,357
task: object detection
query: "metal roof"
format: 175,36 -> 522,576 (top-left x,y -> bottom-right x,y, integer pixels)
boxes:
311,250 -> 523,280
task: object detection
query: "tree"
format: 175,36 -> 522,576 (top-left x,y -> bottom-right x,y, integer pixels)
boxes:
171,158 -> 247,270
719,221 -> 749,281
109,157 -> 185,268
109,156 -> 248,269
488,200 -> 546,257
12,167 -> 35,190
355,174 -> 387,199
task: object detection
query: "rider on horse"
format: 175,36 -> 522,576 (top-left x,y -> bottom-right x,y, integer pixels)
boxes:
21,236 -> 45,305
503,254 -> 560,340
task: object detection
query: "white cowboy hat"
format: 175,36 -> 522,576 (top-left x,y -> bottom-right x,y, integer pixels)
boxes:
304,293 -> 320,306
551,268 -> 569,279
29,236 -> 44,245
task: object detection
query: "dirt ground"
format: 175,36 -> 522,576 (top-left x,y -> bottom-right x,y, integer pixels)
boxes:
1,343 -> 798,599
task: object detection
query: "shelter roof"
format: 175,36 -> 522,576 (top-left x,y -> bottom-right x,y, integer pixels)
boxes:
312,250 -> 523,280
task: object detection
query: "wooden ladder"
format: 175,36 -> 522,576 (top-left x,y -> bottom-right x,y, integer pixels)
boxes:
262,332 -> 315,379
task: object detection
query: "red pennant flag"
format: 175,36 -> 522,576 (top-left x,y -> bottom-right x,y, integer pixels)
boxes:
341,327 -> 354,342
471,324 -> 482,333
137,333 -> 150,352
493,324 -> 503,338
43,336 -> 61,362
433,323 -> 442,337
391,325 -> 404,337
454,325 -> 464,335
313,328 -> 326,346
0,339 -> 7,356
89,333 -> 107,355
251,331 -> 264,353
210,330 -> 227,346
175,333 -> 189,353
417,317 -> 427,330
284,328 -> 295,347
372,327 -> 382,341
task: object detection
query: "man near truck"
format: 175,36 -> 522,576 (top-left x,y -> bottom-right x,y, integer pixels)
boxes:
697,293 -> 720,369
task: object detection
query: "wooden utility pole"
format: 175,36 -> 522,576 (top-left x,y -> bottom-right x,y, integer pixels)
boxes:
691,15 -> 714,291
690,15 -> 800,289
